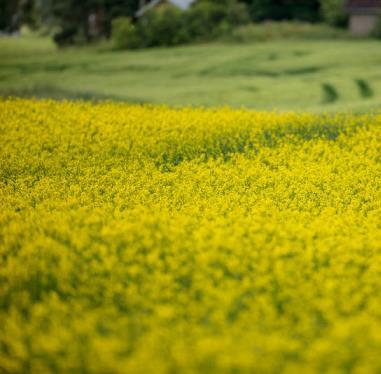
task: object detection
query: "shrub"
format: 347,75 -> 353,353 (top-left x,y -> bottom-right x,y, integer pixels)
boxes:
137,6 -> 189,47
185,0 -> 250,39
224,21 -> 349,43
372,16 -> 381,39
226,1 -> 251,26
111,17 -> 140,49
246,0 -> 320,22
320,0 -> 348,27
184,2 -> 227,40
53,26 -> 78,47
112,1 -> 250,49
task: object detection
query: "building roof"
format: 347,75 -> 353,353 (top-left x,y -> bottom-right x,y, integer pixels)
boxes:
136,0 -> 195,17
346,0 -> 381,10
169,0 -> 195,10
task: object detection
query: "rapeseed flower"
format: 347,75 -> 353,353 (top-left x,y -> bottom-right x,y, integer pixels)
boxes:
0,99 -> 380,372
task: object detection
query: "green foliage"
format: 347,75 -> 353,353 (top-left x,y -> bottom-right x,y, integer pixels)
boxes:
187,1 -> 249,37
225,1 -> 251,26
0,0 -> 35,32
137,6 -> 189,47
102,0 -> 141,36
320,0 -> 348,27
0,1 -> 16,31
184,2 -> 227,40
50,0 -> 249,48
49,0 -> 140,46
225,21 -> 349,42
51,0 -> 88,46
243,0 -> 320,22
53,26 -> 78,47
130,1 -> 250,48
371,16 -> 381,39
112,17 -> 140,49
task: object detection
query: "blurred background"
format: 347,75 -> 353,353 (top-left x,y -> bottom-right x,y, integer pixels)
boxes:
1,0 -> 380,112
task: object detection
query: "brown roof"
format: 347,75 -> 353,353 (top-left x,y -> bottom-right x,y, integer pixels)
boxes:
346,0 -> 381,9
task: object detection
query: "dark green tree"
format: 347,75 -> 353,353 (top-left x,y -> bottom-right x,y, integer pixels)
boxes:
242,0 -> 321,22
320,0 -> 347,27
0,0 -> 35,31
49,0 -> 139,45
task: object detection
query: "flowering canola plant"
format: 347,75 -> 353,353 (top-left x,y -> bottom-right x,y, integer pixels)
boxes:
1,99 -> 381,373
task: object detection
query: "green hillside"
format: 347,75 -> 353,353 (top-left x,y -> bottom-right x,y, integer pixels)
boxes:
1,35 -> 380,112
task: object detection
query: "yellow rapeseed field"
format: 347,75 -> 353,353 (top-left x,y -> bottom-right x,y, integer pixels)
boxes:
1,98 -> 381,373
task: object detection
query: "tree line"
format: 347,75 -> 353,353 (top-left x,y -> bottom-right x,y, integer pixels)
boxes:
0,0 -> 346,46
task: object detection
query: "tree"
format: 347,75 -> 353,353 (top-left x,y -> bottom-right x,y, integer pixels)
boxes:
320,0 -> 348,27
242,0 -> 321,22
49,0 -> 140,45
0,0 -> 34,32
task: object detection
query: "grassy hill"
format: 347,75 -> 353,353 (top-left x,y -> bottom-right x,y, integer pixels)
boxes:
1,35 -> 381,112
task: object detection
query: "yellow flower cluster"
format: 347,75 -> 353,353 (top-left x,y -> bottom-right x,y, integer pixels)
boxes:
1,99 -> 381,373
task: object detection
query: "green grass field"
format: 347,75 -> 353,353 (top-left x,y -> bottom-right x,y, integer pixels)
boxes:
1,35 -> 381,112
